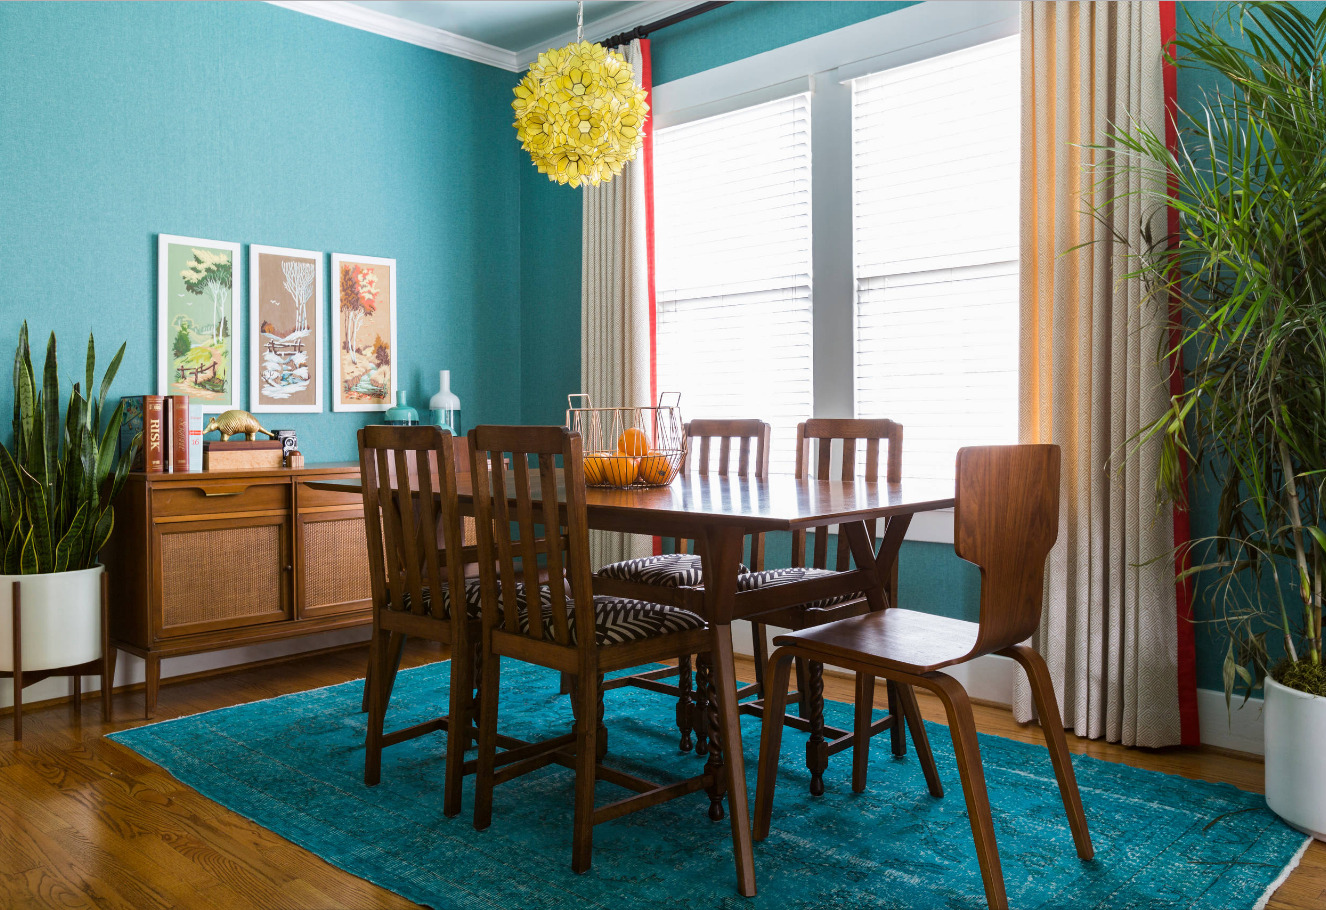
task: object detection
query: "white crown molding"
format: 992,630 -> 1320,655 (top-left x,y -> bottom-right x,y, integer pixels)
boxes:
267,1 -> 521,71
515,1 -> 710,67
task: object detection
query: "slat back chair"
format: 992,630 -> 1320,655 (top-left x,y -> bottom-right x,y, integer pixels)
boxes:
739,418 -> 921,796
359,425 -> 477,819
468,425 -> 713,874
753,445 -> 1092,910
595,418 -> 771,751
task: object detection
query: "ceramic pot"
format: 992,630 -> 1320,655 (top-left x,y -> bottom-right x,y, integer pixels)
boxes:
0,565 -> 104,672
1264,675 -> 1326,840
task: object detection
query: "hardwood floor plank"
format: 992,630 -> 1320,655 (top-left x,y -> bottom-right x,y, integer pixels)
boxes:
0,642 -> 1314,910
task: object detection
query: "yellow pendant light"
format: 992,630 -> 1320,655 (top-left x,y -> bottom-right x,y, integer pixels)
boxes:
512,1 -> 649,189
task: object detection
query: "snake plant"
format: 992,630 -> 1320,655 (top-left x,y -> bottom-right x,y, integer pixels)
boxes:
1105,3 -> 1326,698
0,322 -> 137,575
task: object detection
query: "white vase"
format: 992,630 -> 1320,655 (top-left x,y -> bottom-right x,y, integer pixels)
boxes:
428,369 -> 462,436
0,565 -> 104,672
1264,675 -> 1326,840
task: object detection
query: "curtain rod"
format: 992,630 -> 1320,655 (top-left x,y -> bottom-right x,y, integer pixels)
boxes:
602,1 -> 732,49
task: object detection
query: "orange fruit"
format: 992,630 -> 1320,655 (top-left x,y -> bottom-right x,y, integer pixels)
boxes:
602,455 -> 638,486
638,453 -> 672,485
583,452 -> 611,485
616,427 -> 649,456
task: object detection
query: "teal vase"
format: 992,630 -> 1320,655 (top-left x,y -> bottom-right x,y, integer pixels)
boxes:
384,391 -> 418,426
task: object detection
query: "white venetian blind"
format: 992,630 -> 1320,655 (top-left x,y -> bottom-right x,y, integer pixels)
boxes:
654,94 -> 813,473
852,35 -> 1020,482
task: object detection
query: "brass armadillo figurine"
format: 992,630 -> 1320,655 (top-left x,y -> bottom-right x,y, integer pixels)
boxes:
203,409 -> 277,441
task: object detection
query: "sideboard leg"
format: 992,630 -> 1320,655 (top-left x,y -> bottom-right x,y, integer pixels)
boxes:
144,655 -> 161,719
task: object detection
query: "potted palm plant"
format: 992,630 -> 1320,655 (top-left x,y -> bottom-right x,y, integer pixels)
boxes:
1106,3 -> 1326,838
1,323 -> 135,679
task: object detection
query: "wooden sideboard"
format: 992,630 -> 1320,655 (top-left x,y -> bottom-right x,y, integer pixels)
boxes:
104,462 -> 372,717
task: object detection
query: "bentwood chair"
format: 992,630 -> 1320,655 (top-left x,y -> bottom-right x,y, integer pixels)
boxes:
594,418 -> 771,751
753,445 -> 1094,910
740,418 -> 936,796
469,425 -> 714,873
358,426 -> 481,818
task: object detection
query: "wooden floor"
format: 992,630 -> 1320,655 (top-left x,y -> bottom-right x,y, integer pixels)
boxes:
1,642 -> 1321,909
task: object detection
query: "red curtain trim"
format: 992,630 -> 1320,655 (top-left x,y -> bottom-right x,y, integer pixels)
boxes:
1161,1 -> 1200,747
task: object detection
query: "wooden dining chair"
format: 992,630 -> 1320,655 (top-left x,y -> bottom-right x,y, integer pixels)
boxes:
740,418 -> 935,797
753,445 -> 1093,910
595,418 -> 771,751
358,425 -> 481,819
469,425 -> 716,874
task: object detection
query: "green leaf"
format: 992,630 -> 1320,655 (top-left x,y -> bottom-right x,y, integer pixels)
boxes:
3,524 -> 21,575
88,507 -> 114,562
18,466 -> 53,573
41,332 -> 59,507
53,501 -> 87,573
84,333 -> 95,416
19,529 -> 37,575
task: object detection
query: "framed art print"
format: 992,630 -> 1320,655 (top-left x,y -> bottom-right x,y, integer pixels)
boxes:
159,234 -> 241,408
249,244 -> 324,413
331,253 -> 397,412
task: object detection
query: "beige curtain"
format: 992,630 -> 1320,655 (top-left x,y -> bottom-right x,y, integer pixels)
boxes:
581,40 -> 652,570
1015,2 -> 1180,747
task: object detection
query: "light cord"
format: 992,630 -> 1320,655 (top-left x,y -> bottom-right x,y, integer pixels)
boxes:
577,1 -> 584,42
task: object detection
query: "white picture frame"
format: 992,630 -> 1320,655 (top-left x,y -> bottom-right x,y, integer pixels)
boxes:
158,234 -> 242,409
249,244 -> 324,413
330,252 -> 398,412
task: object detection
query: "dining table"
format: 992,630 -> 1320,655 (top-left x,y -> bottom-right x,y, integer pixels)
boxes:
311,468 -> 956,897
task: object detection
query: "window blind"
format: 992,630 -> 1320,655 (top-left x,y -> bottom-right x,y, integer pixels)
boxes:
852,35 -> 1020,482
654,94 -> 813,474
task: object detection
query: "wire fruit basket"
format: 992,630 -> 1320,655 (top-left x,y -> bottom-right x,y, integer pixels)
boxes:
566,393 -> 687,488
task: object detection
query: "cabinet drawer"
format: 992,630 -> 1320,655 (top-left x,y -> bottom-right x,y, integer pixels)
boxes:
296,479 -> 362,511
153,480 -> 290,518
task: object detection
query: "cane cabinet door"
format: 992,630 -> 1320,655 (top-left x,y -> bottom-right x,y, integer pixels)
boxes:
294,480 -> 373,619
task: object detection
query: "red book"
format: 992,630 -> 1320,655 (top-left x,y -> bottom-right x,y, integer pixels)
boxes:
119,395 -> 167,473
168,394 -> 190,472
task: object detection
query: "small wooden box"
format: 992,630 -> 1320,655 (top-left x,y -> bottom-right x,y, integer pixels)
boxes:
203,440 -> 285,471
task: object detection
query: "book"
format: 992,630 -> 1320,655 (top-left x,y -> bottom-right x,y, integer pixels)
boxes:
187,407 -> 204,472
167,394 -> 190,472
119,395 -> 166,473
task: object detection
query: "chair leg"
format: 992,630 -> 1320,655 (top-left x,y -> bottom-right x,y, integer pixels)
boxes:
473,649 -> 502,832
852,672 -> 875,793
750,622 -> 769,698
364,629 -> 388,786
595,672 -> 608,761
361,630 -> 407,713
571,671 -> 599,875
676,654 -> 693,752
806,660 -> 827,796
700,653 -> 725,820
928,673 -> 1007,910
442,637 -> 473,818
693,652 -> 711,756
894,682 -> 943,798
753,648 -> 796,842
1003,645 -> 1093,860
794,658 -> 809,719
887,680 -> 907,756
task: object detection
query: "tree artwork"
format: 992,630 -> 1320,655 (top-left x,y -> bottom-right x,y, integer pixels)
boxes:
172,324 -> 191,360
179,248 -> 232,344
340,263 -> 380,364
281,259 -> 315,334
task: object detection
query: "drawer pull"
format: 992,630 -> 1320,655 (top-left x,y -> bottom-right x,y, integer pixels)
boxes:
202,489 -> 246,497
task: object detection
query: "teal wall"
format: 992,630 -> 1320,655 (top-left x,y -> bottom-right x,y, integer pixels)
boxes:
0,1 -> 522,464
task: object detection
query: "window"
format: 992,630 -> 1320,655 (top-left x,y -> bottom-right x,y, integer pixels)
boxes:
851,36 -> 1021,481
654,94 -> 813,473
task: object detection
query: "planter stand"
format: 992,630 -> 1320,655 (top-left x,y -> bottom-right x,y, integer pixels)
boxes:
3,575 -> 113,741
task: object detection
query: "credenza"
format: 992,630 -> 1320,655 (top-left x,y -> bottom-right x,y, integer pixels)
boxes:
104,462 -> 372,717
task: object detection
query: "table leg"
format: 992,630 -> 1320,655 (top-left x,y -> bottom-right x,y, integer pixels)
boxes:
699,526 -> 757,898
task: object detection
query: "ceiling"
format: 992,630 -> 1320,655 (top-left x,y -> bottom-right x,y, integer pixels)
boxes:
346,1 -> 639,52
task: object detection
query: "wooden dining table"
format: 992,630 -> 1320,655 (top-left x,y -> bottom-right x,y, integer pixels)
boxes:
312,469 -> 955,897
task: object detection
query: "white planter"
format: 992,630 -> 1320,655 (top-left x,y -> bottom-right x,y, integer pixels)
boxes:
0,565 -> 104,673
1264,675 -> 1326,840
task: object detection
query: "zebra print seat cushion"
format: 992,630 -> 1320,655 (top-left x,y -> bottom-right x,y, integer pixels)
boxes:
736,567 -> 863,611
395,580 -> 485,620
497,585 -> 706,646
596,553 -> 749,589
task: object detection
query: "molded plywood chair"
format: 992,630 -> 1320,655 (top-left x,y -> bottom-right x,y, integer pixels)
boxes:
595,418 -> 771,750
741,418 -> 934,796
469,425 -> 715,874
358,425 -> 480,819
753,445 -> 1093,910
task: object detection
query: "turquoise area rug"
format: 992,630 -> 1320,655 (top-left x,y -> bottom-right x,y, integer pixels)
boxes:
109,661 -> 1308,909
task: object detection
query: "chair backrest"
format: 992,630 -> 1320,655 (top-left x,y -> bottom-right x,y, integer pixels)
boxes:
468,425 -> 595,651
358,425 -> 468,627
954,444 -> 1061,657
671,418 -> 771,569
792,418 -> 904,572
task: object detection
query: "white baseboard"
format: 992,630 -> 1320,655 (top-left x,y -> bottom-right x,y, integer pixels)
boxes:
0,627 -> 372,713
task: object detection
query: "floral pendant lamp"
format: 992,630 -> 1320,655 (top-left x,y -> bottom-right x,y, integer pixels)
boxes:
512,1 -> 650,188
